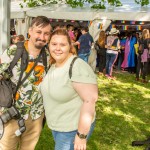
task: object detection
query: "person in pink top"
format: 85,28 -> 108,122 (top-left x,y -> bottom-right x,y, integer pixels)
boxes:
67,24 -> 75,42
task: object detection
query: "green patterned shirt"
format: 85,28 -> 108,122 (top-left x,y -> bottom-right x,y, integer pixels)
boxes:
0,43 -> 49,120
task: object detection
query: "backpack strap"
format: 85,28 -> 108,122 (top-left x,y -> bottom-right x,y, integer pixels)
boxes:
41,46 -> 48,73
111,38 -> 119,47
13,50 -> 42,98
9,42 -> 27,71
69,57 -> 78,79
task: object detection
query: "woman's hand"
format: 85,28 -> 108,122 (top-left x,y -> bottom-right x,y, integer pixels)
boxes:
74,134 -> 87,150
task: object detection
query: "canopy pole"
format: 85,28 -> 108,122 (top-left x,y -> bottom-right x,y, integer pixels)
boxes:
0,0 -> 10,55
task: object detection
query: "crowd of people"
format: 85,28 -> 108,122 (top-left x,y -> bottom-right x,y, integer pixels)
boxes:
52,24 -> 150,83
95,28 -> 150,82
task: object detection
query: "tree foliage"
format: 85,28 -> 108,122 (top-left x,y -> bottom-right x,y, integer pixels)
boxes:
20,0 -> 150,8
135,0 -> 149,6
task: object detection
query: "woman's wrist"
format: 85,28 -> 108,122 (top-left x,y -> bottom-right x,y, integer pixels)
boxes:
76,131 -> 88,139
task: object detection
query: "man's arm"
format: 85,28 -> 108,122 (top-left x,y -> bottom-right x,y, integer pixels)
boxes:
73,41 -> 80,46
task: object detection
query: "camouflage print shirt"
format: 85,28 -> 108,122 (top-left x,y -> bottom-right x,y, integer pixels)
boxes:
0,41 -> 50,120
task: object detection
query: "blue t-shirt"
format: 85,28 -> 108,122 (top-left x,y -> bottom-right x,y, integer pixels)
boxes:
78,33 -> 93,54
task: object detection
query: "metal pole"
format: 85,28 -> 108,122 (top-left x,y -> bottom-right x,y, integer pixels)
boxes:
0,0 -> 10,55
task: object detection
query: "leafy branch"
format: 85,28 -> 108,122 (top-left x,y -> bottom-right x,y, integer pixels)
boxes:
134,0 -> 149,6
20,0 -> 149,8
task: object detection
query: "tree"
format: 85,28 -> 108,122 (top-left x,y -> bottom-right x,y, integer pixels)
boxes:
135,0 -> 149,6
20,0 -> 149,8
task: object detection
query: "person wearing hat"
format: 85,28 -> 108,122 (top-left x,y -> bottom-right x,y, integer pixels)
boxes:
105,28 -> 120,79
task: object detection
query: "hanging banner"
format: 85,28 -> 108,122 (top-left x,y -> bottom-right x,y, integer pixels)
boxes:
97,23 -> 103,29
130,21 -> 135,24
139,21 -> 144,25
88,21 -> 93,28
121,20 -> 125,23
122,25 -> 128,30
136,25 -> 142,30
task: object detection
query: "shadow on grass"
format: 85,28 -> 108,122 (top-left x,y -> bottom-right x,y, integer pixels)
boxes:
91,72 -> 150,150
36,72 -> 150,150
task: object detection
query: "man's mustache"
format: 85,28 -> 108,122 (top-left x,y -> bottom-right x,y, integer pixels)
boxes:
36,39 -> 46,43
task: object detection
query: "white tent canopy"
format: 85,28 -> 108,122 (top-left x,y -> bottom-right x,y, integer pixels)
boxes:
11,1 -> 31,19
11,0 -> 150,21
11,0 -> 150,40
26,3 -> 150,21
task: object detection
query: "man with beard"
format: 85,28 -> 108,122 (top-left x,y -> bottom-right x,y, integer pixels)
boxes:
0,16 -> 52,150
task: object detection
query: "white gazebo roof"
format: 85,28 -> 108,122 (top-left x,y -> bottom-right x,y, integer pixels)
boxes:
11,0 -> 150,21
11,0 -> 31,18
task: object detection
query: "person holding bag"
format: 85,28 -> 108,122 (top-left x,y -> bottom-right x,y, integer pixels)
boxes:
40,29 -> 98,150
0,16 -> 52,150
105,28 -> 120,79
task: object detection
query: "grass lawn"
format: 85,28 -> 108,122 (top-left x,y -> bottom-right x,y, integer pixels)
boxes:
35,71 -> 150,150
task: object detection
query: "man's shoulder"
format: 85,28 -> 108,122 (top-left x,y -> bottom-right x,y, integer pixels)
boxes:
8,44 -> 17,53
1,44 -> 17,59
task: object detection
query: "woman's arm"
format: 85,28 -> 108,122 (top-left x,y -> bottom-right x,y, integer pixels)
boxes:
72,82 -> 98,150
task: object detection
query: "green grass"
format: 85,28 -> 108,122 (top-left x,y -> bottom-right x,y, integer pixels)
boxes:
35,71 -> 150,150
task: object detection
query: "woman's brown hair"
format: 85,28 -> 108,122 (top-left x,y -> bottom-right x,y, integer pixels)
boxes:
49,29 -> 77,64
97,30 -> 106,48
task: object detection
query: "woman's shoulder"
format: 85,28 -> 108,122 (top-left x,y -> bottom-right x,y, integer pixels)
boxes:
70,57 -> 97,84
73,56 -> 90,68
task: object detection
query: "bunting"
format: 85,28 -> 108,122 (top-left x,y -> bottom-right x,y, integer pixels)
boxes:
136,25 -> 142,30
122,25 -> 128,30
140,21 -> 144,25
98,23 -> 103,29
121,20 -> 125,23
130,21 -> 135,24
49,18 -> 87,23
88,21 -> 93,27
109,24 -> 116,29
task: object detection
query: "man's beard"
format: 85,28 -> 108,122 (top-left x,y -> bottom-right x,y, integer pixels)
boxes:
35,44 -> 45,50
35,39 -> 46,50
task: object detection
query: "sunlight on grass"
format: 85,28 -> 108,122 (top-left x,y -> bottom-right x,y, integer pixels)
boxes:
36,72 -> 150,150
103,106 -> 112,113
96,72 -> 150,150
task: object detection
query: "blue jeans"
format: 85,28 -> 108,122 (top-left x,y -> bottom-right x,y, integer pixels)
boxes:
52,121 -> 95,150
106,52 -> 118,76
78,52 -> 90,63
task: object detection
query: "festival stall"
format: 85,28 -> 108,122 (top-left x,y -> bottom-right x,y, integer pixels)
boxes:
11,1 -> 150,41
10,1 -> 150,72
